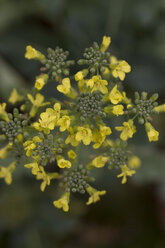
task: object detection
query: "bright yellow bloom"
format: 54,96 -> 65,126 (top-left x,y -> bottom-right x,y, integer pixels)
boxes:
104,105 -> 124,115
36,166 -> 59,192
86,186 -> 106,205
77,79 -> 86,92
57,157 -> 71,168
75,126 -> 92,145
24,162 -> 40,175
53,192 -> 70,212
57,78 -> 71,95
0,144 -> 11,159
0,162 -> 16,185
112,105 -> 124,116
154,104 -> 165,112
33,103 -> 61,134
65,127 -> 79,146
117,165 -> 136,184
109,85 -> 124,104
87,75 -> 108,94
27,93 -> 50,117
75,69 -> 88,81
58,115 -> 70,132
100,36 -> 111,52
0,103 -> 9,122
25,45 -> 45,60
115,119 -> 136,141
35,74 -> 49,90
8,88 -> 23,105
145,122 -> 159,142
24,136 -> 42,157
110,56 -> 131,80
92,125 -> 112,149
67,150 -> 77,160
128,156 -> 141,169
91,155 -> 109,168
17,133 -> 23,143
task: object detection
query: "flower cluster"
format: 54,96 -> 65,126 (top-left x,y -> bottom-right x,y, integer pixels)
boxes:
0,36 -> 164,212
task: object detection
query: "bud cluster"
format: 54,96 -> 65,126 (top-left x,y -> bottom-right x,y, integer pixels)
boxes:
76,92 -> 105,120
32,135 -> 63,166
133,92 -> 158,123
0,108 -> 27,143
61,165 -> 91,194
78,42 -> 110,74
108,147 -> 129,169
41,47 -> 74,78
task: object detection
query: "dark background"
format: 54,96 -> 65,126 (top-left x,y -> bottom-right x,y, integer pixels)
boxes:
0,0 -> 165,247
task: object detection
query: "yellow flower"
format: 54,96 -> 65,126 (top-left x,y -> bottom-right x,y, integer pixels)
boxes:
154,104 -> 165,112
27,93 -> 50,117
75,126 -> 92,145
24,136 -> 42,157
67,150 -> 77,160
8,88 -> 23,105
57,157 -> 71,168
112,105 -> 124,116
75,69 -> 88,81
36,166 -> 59,192
109,85 -> 124,104
57,78 -> 71,95
128,156 -> 141,169
65,127 -> 79,147
58,115 -> 70,132
25,45 -> 45,60
86,186 -> 106,205
92,125 -> 112,149
33,103 -> 61,134
91,155 -> 109,168
53,192 -> 70,212
87,75 -> 108,94
77,79 -> 86,92
17,133 -> 23,143
35,74 -> 49,90
104,105 -> 124,116
0,144 -> 11,159
115,119 -> 136,141
0,103 -> 9,122
145,122 -> 159,142
0,162 -> 16,185
100,36 -> 111,52
117,165 -> 136,184
24,162 -> 40,175
110,56 -> 131,80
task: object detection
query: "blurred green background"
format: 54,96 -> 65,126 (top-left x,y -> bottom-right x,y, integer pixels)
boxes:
0,0 -> 165,247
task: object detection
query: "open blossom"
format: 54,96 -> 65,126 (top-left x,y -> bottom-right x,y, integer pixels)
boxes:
0,162 -> 16,185
35,74 -> 49,90
100,36 -> 111,52
87,75 -> 108,94
115,119 -> 136,141
109,85 -> 124,104
25,45 -> 45,60
110,56 -> 131,80
145,122 -> 159,142
117,165 -> 136,184
75,126 -> 92,145
33,103 -> 61,134
86,186 -> 106,205
53,192 -> 70,212
8,88 -> 23,105
27,93 -> 50,117
91,155 -> 109,168
57,78 -> 71,95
